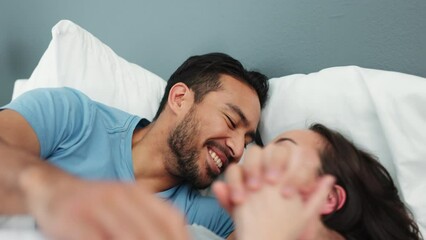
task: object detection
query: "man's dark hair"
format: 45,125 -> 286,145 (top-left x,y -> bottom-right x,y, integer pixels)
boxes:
153,53 -> 269,120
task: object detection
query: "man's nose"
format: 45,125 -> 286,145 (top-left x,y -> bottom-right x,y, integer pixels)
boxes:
226,134 -> 245,163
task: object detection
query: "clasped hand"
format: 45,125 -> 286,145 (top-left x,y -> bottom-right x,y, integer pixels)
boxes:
213,145 -> 335,240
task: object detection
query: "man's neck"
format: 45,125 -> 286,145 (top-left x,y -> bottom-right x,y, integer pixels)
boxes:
131,121 -> 182,193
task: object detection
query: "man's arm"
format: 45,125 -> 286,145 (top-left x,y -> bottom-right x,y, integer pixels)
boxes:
0,109 -> 190,239
0,109 -> 57,213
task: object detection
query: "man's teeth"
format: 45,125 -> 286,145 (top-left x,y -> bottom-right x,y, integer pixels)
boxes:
209,150 -> 223,169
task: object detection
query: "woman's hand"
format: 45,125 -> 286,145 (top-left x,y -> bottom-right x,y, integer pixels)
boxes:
213,145 -> 335,240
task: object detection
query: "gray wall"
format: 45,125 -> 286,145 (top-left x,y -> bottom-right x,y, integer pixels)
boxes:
1,0 -> 426,106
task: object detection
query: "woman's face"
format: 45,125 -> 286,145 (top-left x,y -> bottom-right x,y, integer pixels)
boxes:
269,130 -> 347,215
269,129 -> 326,174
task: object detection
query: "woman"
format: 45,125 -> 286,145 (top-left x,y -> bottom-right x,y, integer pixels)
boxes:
213,123 -> 422,240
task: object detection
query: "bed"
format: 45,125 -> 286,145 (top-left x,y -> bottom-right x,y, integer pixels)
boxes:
3,20 -> 426,238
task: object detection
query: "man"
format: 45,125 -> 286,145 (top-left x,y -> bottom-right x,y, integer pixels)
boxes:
0,53 -> 269,239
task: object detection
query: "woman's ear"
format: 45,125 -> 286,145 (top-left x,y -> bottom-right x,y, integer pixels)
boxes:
167,83 -> 194,115
321,184 -> 347,215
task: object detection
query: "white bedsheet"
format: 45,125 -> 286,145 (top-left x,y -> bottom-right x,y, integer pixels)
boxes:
0,216 -> 42,240
0,216 -> 223,240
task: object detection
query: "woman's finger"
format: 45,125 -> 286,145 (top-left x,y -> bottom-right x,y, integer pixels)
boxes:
225,163 -> 246,204
262,144 -> 289,184
278,147 -> 320,196
242,145 -> 264,190
302,175 -> 335,220
212,181 -> 232,213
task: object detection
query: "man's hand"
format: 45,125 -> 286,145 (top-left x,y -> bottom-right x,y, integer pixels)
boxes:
213,145 -> 342,240
1,109 -> 190,239
231,175 -> 334,240
213,145 -> 320,213
214,146 -> 334,240
21,167 -> 190,240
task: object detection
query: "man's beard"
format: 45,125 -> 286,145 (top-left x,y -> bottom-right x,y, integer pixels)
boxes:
167,106 -> 217,189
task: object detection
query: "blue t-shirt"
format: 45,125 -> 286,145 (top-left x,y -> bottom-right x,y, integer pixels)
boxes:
2,87 -> 234,238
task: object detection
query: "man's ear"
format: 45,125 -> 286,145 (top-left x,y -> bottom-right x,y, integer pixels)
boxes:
321,184 -> 346,215
167,83 -> 194,115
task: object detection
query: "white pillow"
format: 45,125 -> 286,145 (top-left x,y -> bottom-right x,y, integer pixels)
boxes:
259,66 -> 426,235
12,20 -> 166,120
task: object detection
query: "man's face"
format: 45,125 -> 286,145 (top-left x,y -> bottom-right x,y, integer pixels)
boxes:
167,75 -> 261,189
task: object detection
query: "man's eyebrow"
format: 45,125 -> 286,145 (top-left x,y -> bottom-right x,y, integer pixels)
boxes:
275,137 -> 298,145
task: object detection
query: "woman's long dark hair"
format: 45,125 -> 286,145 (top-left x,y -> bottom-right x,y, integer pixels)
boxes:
310,123 -> 422,240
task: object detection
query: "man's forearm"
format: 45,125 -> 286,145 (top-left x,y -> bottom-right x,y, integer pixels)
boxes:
0,139 -> 73,214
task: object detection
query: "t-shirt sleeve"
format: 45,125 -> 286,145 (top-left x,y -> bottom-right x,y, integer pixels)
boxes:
2,88 -> 93,159
186,195 -> 235,239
